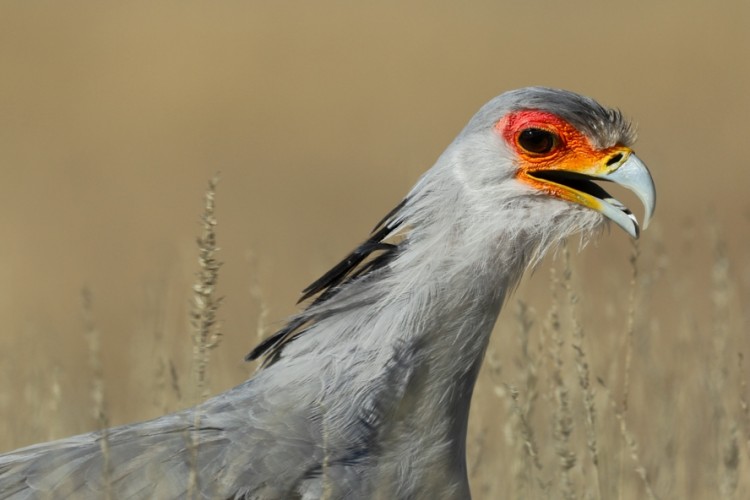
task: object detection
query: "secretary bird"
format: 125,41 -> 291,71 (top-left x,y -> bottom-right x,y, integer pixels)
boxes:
0,87 -> 655,499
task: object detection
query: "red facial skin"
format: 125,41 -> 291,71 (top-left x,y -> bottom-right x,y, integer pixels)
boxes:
495,110 -> 627,200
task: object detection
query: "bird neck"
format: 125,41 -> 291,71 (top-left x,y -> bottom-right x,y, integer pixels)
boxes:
253,166 -> 550,491
367,199 -> 525,427
338,202 -> 535,491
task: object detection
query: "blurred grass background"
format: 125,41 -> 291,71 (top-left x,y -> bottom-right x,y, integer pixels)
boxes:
1,1 -> 749,498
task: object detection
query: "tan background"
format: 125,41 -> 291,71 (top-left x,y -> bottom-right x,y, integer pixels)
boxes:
1,2 -> 749,498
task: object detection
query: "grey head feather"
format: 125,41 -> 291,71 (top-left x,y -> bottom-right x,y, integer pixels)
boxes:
461,86 -> 636,148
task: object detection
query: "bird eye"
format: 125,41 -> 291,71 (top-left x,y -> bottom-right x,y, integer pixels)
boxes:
517,128 -> 557,155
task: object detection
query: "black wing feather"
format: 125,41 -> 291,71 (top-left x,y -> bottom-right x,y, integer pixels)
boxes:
245,198 -> 407,363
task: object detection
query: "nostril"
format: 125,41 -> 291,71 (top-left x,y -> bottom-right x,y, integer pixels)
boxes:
606,153 -> 623,166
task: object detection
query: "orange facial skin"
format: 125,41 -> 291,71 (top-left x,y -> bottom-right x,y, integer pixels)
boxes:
495,110 -> 630,208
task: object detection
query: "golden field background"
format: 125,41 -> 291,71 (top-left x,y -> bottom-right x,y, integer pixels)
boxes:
1,2 -> 749,498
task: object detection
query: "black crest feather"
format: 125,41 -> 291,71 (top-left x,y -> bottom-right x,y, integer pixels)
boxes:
245,198 -> 407,364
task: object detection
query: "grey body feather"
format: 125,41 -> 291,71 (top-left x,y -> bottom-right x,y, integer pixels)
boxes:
0,87 -> 636,499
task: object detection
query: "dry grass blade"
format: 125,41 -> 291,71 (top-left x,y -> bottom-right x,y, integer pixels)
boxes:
81,288 -> 112,499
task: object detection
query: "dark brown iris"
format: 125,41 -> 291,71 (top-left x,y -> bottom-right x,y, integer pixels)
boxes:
517,128 -> 557,155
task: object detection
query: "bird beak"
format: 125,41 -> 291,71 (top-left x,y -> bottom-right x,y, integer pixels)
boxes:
594,153 -> 656,238
524,150 -> 656,239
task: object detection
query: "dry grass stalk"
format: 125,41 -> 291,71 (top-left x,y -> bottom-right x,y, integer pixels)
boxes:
616,240 -> 639,500
247,250 -> 271,344
710,224 -> 731,390
546,266 -> 577,500
81,288 -> 112,499
514,300 -> 538,418
153,357 -> 168,414
190,173 -> 224,402
188,174 -> 225,498
562,245 -> 602,500
599,378 -> 659,500
145,286 -> 173,415
739,353 -> 750,459
509,301 -> 547,497
709,224 -> 739,498
468,427 -> 487,479
170,359 -> 183,402
47,365 -> 62,441
506,384 -> 546,498
621,240 -> 639,414
721,424 -> 740,500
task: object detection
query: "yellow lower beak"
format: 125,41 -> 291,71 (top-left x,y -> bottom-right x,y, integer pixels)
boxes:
527,151 -> 656,238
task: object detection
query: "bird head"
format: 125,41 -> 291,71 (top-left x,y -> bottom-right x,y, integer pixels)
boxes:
440,87 -> 655,241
